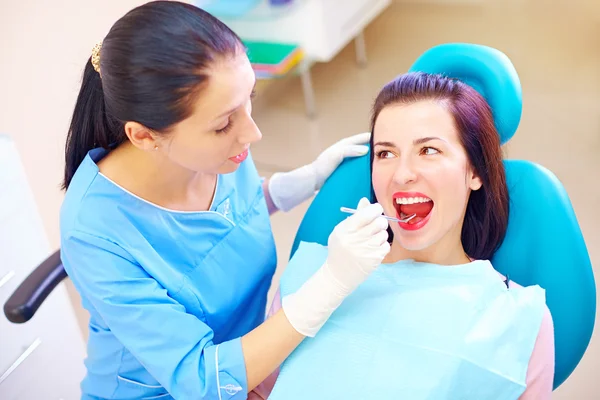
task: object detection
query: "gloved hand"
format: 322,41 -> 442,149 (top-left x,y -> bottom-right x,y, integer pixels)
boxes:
282,198 -> 390,337
268,132 -> 370,212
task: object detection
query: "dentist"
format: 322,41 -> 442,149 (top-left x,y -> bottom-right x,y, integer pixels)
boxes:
60,2 -> 390,399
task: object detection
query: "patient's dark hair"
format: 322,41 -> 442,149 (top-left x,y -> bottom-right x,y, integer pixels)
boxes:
63,1 -> 243,189
369,72 -> 509,260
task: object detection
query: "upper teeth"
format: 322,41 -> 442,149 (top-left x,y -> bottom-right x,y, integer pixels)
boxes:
396,197 -> 432,205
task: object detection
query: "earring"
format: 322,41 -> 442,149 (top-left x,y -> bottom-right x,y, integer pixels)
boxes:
154,145 -> 158,151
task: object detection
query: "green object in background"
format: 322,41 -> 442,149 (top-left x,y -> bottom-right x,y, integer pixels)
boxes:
243,40 -> 301,66
244,41 -> 298,63
243,40 -> 304,78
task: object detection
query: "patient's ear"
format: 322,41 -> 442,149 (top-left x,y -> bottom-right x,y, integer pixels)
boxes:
469,168 -> 483,191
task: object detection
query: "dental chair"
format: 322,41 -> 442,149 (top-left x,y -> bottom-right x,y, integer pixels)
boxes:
4,44 -> 595,392
290,43 -> 596,390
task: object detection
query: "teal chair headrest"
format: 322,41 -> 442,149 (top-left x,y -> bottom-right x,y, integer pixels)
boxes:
409,43 -> 522,145
291,43 -> 595,390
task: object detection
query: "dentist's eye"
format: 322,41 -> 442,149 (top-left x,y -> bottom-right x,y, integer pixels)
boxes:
420,147 -> 440,156
216,119 -> 233,134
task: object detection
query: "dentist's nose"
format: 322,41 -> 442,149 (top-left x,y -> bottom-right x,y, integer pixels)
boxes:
238,110 -> 262,145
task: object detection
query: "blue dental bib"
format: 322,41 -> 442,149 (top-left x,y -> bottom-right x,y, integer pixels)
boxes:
270,242 -> 546,400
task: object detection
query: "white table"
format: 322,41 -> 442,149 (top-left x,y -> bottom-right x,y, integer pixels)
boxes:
215,0 -> 392,117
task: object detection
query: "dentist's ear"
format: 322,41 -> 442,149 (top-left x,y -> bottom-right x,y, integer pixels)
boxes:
124,121 -> 158,152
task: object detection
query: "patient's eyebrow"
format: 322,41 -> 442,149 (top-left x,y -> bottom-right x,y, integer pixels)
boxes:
374,137 -> 448,148
373,141 -> 396,147
413,136 -> 447,145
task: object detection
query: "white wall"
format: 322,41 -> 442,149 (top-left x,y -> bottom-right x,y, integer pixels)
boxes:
391,0 -> 491,3
0,0 -> 150,249
0,0 -> 156,335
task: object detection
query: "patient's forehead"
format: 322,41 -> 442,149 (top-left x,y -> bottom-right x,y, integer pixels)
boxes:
374,101 -> 460,144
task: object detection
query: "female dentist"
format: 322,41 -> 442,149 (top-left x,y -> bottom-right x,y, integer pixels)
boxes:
60,2 -> 391,399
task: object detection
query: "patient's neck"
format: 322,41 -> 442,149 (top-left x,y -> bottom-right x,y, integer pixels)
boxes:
384,237 -> 471,266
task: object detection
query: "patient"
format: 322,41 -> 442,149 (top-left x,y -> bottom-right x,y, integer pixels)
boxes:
252,72 -> 554,400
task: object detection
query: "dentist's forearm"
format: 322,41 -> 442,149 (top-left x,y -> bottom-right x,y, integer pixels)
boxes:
241,309 -> 304,391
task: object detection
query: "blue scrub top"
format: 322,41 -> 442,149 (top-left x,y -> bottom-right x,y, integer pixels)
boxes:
60,148 -> 277,400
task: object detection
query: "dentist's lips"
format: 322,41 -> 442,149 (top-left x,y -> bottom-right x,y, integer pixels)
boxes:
393,192 -> 434,231
229,149 -> 249,164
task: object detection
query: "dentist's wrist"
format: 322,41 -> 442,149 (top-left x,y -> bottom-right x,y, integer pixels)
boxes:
267,165 -> 318,212
281,261 -> 349,337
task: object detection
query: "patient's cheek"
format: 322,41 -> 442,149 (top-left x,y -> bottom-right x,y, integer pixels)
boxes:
371,173 -> 387,202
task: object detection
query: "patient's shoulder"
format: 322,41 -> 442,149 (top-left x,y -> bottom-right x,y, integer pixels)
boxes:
494,272 -> 553,331
522,304 -> 555,399
493,270 -> 555,398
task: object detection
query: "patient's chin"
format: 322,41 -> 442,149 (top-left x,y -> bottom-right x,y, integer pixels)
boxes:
394,236 -> 434,252
391,224 -> 437,252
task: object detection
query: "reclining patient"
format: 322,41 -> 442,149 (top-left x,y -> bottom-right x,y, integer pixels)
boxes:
252,71 -> 555,400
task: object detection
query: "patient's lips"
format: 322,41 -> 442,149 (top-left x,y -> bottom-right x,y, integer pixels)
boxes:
393,192 -> 434,230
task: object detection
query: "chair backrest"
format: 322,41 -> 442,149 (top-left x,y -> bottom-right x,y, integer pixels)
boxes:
290,43 -> 595,390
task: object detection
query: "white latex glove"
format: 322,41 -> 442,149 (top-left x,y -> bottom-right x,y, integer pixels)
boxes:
268,132 -> 370,212
282,198 -> 390,337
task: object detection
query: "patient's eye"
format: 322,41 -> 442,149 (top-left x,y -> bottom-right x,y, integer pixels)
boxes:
376,150 -> 396,159
420,147 -> 440,156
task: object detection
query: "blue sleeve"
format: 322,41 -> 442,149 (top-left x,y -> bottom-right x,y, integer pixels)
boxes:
62,230 -> 248,400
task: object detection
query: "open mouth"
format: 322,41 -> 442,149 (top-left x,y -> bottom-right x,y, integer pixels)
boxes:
393,192 -> 434,228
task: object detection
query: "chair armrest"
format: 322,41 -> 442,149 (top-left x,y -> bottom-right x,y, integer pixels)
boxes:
3,249 -> 67,323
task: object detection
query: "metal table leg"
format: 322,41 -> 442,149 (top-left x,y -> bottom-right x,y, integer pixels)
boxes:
355,30 -> 367,67
299,63 -> 317,118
